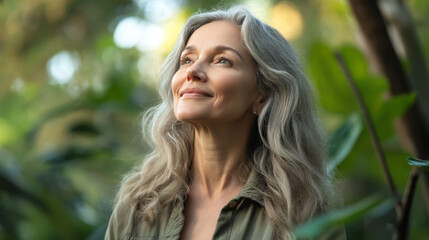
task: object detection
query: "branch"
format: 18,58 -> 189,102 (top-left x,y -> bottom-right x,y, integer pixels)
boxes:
380,0 -> 429,128
334,53 -> 401,214
395,167 -> 419,240
347,0 -> 408,95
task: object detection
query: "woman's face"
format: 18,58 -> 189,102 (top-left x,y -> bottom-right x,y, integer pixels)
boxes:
172,21 -> 262,125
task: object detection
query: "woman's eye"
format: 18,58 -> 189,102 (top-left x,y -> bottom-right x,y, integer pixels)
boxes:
218,57 -> 231,65
180,57 -> 192,65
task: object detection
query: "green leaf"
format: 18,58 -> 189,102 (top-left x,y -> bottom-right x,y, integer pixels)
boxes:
407,156 -> 429,169
308,42 -> 357,114
327,113 -> 363,172
338,45 -> 388,115
338,45 -> 369,80
294,194 -> 393,238
374,92 -> 417,140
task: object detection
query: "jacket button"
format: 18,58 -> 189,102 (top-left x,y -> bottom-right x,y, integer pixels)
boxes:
228,201 -> 238,208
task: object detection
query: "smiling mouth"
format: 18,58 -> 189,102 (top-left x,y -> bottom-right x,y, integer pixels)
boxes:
180,88 -> 212,98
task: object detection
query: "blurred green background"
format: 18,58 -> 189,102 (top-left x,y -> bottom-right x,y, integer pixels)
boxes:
1,0 -> 428,239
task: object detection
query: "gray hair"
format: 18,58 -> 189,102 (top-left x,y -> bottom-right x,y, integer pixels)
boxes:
116,5 -> 332,239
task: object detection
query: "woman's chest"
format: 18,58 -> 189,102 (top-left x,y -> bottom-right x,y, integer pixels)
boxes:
180,198 -> 227,240
128,199 -> 274,240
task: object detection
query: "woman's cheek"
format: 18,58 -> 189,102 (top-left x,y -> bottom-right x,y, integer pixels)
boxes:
171,74 -> 182,98
215,76 -> 243,96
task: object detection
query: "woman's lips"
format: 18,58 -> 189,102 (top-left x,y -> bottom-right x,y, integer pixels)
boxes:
180,88 -> 212,98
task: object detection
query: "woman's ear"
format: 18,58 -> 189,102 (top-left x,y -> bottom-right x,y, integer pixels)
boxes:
252,94 -> 267,115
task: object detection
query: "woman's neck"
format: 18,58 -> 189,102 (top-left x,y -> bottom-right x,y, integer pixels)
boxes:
190,123 -> 252,199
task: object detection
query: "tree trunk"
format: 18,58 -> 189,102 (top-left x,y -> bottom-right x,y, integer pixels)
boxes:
380,0 -> 429,129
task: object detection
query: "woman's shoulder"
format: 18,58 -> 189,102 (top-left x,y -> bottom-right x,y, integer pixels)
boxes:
105,197 -> 137,240
105,196 -> 185,240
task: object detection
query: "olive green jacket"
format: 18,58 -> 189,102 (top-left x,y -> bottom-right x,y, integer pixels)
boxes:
105,170 -> 345,240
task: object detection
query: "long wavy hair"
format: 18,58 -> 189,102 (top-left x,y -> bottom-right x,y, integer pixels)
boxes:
116,5 -> 332,239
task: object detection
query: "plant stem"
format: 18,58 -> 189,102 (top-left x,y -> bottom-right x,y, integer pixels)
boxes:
334,52 -> 402,215
395,167 -> 419,240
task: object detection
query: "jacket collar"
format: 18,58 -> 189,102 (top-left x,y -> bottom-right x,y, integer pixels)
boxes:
234,168 -> 265,206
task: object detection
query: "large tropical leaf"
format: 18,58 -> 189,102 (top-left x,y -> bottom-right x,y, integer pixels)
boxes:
294,194 -> 393,238
327,113 -> 362,172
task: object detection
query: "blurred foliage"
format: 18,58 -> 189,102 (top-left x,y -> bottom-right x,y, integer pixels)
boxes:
295,194 -> 394,238
327,113 -> 362,173
1,0 -> 429,239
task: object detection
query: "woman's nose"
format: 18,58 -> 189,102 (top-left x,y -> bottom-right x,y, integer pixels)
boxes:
186,61 -> 207,82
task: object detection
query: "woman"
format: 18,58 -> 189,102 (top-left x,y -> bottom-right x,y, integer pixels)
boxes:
106,5 -> 334,240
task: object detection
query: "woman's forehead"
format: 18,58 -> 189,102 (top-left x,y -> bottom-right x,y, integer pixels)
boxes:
181,21 -> 256,66
186,21 -> 244,51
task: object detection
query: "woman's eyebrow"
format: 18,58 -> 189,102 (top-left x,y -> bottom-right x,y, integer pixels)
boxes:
214,45 -> 243,60
182,45 -> 243,60
183,45 -> 195,53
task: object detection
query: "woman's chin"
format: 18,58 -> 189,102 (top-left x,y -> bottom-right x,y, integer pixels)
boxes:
175,109 -> 211,123
175,113 -> 204,123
